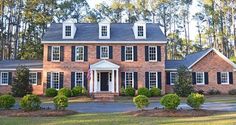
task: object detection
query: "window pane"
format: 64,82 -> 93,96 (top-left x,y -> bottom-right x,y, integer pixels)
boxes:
221,72 -> 229,84
1,73 -> 8,85
100,46 -> 109,59
75,72 -> 83,87
138,26 -> 144,36
101,26 -> 107,36
149,72 -> 157,88
149,47 -> 157,61
65,26 -> 71,36
52,46 -> 60,61
75,46 -> 84,61
29,73 -> 37,85
125,72 -> 133,88
125,46 -> 133,61
170,72 -> 177,85
196,72 -> 204,84
52,73 -> 59,90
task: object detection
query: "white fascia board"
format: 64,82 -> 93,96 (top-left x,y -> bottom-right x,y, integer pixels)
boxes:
41,40 -> 167,44
165,69 -> 177,71
0,68 -> 43,71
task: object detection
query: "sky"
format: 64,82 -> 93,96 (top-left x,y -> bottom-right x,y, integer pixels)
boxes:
87,0 -> 199,40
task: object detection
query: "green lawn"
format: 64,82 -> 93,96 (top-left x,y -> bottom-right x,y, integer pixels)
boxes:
1,112 -> 236,125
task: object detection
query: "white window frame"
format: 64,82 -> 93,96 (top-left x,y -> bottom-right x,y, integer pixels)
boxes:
75,46 -> 84,62
149,46 -> 157,62
29,72 -> 37,85
101,25 -> 108,37
75,72 -> 84,87
221,72 -> 229,84
137,26 -> 144,37
100,46 -> 109,59
196,72 -> 205,85
125,72 -> 134,89
0,72 -> 8,85
149,72 -> 158,89
52,46 -> 60,62
65,25 -> 72,37
125,46 -> 134,62
51,72 -> 60,90
170,72 -> 177,85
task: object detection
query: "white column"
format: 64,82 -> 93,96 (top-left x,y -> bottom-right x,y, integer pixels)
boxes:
89,70 -> 93,93
116,69 -> 119,93
112,70 -> 115,93
94,70 -> 97,93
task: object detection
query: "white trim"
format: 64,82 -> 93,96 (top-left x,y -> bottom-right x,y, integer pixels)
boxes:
51,46 -> 60,62
125,72 -> 134,89
75,72 -> 84,87
0,72 -> 9,85
148,46 -> 157,62
196,72 -> 205,85
165,69 -> 178,71
0,68 -> 42,71
170,72 -> 177,85
29,72 -> 38,85
100,46 -> 109,59
220,72 -> 230,85
41,41 -> 167,44
125,46 -> 134,62
148,72 -> 158,89
75,46 -> 84,62
51,72 -> 60,90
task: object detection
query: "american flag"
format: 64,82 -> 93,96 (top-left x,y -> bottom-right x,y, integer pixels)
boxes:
87,64 -> 91,81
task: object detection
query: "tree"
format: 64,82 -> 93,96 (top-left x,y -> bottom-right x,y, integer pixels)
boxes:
11,66 -> 32,97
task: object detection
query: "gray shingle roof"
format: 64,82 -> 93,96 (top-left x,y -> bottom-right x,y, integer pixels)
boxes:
42,23 -> 166,41
0,60 -> 43,69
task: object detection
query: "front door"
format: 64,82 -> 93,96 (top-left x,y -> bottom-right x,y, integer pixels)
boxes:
101,72 -> 109,91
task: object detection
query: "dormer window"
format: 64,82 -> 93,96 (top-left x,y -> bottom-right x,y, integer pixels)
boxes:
133,20 -> 146,39
101,26 -> 108,37
62,19 -> 77,39
138,26 -> 144,37
65,26 -> 72,37
99,20 -> 110,39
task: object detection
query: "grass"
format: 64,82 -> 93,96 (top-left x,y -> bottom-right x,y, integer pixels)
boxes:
1,112 -> 236,125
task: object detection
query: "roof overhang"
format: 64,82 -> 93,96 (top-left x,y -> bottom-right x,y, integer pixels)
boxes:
90,60 -> 120,70
0,68 -> 43,71
41,40 -> 167,44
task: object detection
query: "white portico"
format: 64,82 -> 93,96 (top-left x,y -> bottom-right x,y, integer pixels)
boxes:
89,60 -> 120,94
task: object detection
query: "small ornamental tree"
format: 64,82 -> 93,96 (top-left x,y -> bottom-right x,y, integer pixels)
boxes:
11,66 -> 32,97
173,66 -> 194,97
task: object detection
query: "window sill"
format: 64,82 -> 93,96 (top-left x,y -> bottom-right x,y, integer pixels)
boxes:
51,60 -> 61,63
221,83 -> 230,85
0,84 -> 9,86
196,84 -> 205,86
125,60 -> 134,62
75,60 -> 84,62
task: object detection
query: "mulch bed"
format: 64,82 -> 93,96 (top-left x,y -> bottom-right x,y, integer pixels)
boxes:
124,108 -> 221,117
0,109 -> 78,117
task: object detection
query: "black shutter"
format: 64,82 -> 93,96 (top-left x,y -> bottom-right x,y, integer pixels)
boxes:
157,46 -> 161,61
134,72 -> 138,90
109,46 -> 113,59
37,72 -> 42,85
229,72 -> 233,84
217,72 -> 221,84
96,46 -> 100,59
121,72 -> 125,88
166,72 -> 170,85
121,46 -> 125,61
84,46 -> 88,61
8,72 -> 12,85
60,46 -> 64,61
47,72 -> 51,88
204,72 -> 209,85
84,72 -> 88,89
47,46 -> 52,61
158,72 -> 162,89
134,46 -> 138,61
71,72 -> 75,89
192,72 -> 196,85
145,46 -> 149,61
145,72 -> 149,89
59,72 -> 64,89
71,46 -> 75,61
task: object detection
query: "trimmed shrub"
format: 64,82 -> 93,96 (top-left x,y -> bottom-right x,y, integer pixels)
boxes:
20,94 -> 41,111
187,93 -> 205,109
207,89 -> 221,95
150,88 -> 161,97
0,95 -> 15,109
82,87 -> 88,95
137,88 -> 151,97
53,95 -> 68,110
58,88 -> 72,97
125,86 -> 135,96
160,94 -> 180,110
120,87 -> 126,96
229,89 -> 236,95
133,95 -> 150,110
72,86 -> 83,96
45,88 -> 58,97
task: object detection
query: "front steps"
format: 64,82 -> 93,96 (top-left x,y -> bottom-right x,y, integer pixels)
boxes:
93,92 -> 115,102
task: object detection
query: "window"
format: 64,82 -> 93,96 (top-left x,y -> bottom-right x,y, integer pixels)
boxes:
170,72 -> 177,85
149,72 -> 157,89
196,72 -> 205,85
149,46 -> 157,61
138,26 -> 144,37
29,72 -> 37,85
109,72 -> 112,82
221,72 -> 229,84
65,26 -> 71,36
100,46 -> 109,59
125,72 -> 133,88
52,46 -> 60,61
125,46 -> 133,61
75,46 -> 84,61
97,73 -> 100,82
101,26 -> 108,36
1,72 -> 8,85
51,72 -> 60,90
75,72 -> 83,87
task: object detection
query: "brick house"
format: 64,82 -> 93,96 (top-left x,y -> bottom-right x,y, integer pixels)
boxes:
0,19 -> 235,96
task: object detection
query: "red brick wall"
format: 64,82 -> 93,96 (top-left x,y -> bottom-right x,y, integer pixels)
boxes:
43,43 -> 166,94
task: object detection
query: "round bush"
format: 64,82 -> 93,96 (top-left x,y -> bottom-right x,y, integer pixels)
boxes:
150,88 -> 161,97
72,86 -> 83,96
45,88 -> 58,97
137,88 -> 151,97
125,86 -> 135,96
58,88 -> 72,97
20,94 -> 41,111
53,95 -> 68,110
228,89 -> 236,95
160,94 -> 180,110
0,95 -> 15,109
187,93 -> 205,109
133,95 -> 150,110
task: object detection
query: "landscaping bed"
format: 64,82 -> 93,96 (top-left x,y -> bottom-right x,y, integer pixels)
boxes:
0,109 -> 77,117
124,108 -> 221,117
